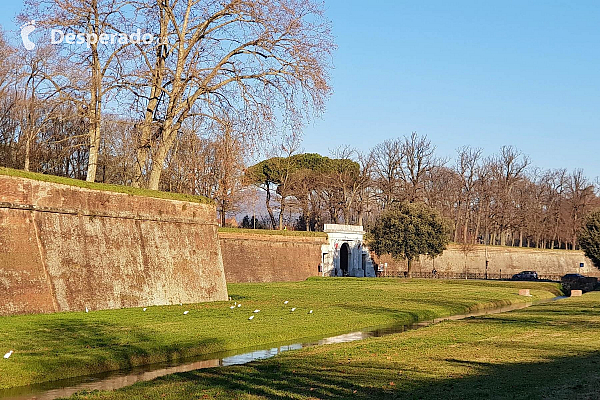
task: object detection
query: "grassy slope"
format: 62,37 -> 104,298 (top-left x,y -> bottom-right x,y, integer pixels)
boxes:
0,167 -> 213,205
65,290 -> 600,400
0,279 -> 558,389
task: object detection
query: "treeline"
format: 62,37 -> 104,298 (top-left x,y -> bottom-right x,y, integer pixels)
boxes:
0,1 -> 597,250
0,0 -> 331,189
245,133 -> 599,251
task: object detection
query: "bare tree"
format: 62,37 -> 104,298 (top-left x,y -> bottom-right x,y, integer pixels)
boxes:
400,132 -> 441,203
370,138 -> 403,209
23,0 -> 132,182
454,146 -> 482,243
566,169 -> 595,249
329,146 -> 363,224
15,44 -> 63,171
130,0 -> 333,190
488,146 -> 530,245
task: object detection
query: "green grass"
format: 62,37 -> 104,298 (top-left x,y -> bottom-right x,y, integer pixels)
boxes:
218,227 -> 328,237
0,278 -> 558,390
64,288 -> 600,400
0,167 -> 213,205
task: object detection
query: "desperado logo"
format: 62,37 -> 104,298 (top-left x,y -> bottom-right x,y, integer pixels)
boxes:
21,20 -> 36,51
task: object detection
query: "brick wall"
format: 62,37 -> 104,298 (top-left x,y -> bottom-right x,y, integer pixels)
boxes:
0,175 -> 228,315
219,232 -> 326,283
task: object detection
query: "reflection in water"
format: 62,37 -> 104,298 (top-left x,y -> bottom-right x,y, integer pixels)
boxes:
0,297 -> 564,400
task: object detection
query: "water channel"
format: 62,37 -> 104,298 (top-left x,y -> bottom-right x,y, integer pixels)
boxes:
0,297 -> 565,400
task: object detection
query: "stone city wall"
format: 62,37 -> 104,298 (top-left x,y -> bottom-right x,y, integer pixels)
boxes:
0,175 -> 228,316
374,243 -> 598,278
219,232 -> 326,283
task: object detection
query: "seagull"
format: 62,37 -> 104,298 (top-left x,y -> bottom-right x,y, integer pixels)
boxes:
85,307 -> 89,313
235,301 -> 237,305
308,310 -> 313,314
183,311 -> 189,315
3,351 -> 13,359
230,305 -> 235,309
143,308 -> 147,312
291,307 -> 296,312
237,304 -> 241,308
179,303 -> 183,306
284,301 -> 289,305
248,315 -> 254,320
253,309 -> 260,313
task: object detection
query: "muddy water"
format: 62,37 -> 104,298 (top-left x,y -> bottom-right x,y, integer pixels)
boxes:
0,297 -> 564,400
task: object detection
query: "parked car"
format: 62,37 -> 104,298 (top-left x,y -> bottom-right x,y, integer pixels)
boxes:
512,271 -> 539,281
561,273 -> 585,280
561,273 -> 598,294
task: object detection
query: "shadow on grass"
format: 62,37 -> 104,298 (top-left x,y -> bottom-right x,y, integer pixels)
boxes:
63,296 -> 600,399
336,304 -> 422,325
7,318 -> 224,389
86,350 -> 600,400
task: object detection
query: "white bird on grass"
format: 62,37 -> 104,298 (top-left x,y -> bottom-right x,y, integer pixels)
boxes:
85,307 -> 89,313
253,309 -> 260,313
308,310 -> 313,314
283,301 -> 289,305
183,311 -> 189,315
3,351 -> 13,359
229,305 -> 235,309
248,315 -> 254,320
143,308 -> 147,312
291,307 -> 296,312
237,304 -> 241,308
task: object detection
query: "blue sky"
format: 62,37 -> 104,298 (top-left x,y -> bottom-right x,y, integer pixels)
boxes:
3,1 -> 599,178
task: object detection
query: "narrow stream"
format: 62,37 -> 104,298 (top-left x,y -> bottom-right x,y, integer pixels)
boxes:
0,297 -> 565,400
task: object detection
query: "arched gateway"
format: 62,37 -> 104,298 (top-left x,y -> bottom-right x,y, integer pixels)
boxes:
321,224 -> 375,277
340,242 -> 350,276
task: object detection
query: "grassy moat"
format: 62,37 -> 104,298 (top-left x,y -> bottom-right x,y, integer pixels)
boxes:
67,290 -> 600,400
0,278 -> 559,390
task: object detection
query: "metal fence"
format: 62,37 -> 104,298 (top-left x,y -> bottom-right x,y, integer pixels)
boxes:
377,270 -> 562,282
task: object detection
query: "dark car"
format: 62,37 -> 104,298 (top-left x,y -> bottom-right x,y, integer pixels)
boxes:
561,273 -> 598,294
512,271 -> 539,281
561,273 -> 585,279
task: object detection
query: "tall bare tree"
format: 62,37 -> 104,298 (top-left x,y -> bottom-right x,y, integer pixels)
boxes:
400,132 -> 440,202
23,0 -> 131,182
130,0 -> 333,190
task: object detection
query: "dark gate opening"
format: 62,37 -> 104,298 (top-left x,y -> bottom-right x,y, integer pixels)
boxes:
340,243 -> 349,276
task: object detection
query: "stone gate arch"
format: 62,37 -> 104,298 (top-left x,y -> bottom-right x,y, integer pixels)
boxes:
321,224 -> 375,277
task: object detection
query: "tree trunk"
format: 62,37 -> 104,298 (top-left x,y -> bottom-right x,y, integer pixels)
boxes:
453,219 -> 460,243
474,213 -> 481,244
86,122 -> 101,182
463,214 -> 469,243
24,136 -> 31,172
147,122 -> 179,190
133,17 -> 168,188
519,229 -> 523,247
86,41 -> 102,183
265,185 -> 277,229
278,202 -> 285,230
220,207 -> 225,227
